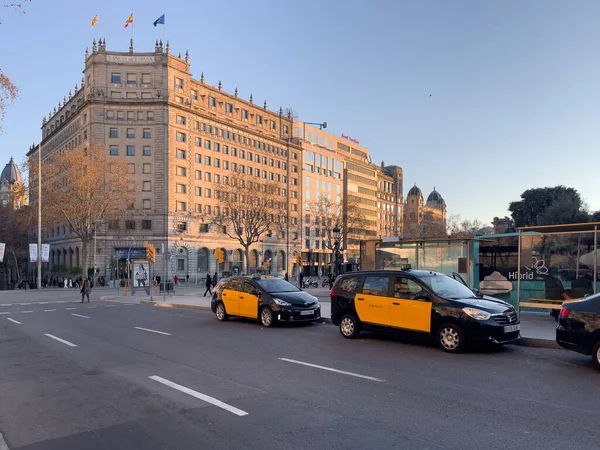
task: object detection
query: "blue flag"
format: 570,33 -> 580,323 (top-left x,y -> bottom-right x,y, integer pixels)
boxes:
153,14 -> 165,27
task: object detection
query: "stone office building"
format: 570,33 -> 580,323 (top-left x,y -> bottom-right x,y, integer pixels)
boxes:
29,39 -> 302,282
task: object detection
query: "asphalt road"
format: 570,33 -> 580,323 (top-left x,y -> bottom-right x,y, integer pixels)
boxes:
0,291 -> 599,450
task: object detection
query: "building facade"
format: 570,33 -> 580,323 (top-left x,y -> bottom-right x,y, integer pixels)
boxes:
403,185 -> 447,238
29,39 -> 302,282
0,157 -> 27,209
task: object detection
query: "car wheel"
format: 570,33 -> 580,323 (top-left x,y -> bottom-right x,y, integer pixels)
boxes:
260,306 -> 275,327
339,314 -> 361,339
438,323 -> 466,353
215,302 -> 228,322
592,341 -> 600,369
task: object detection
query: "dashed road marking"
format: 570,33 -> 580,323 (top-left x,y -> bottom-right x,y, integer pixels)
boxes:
44,334 -> 77,347
278,358 -> 385,383
21,303 -> 31,305
0,312 -> 9,315
44,309 -> 56,312
7,318 -> 21,325
149,375 -> 248,417
71,313 -> 90,319
21,311 -> 34,314
66,308 -> 77,310
134,326 -> 171,336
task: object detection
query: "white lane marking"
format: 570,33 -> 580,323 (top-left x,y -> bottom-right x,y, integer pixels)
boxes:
44,334 -> 77,347
71,313 -> 90,319
278,358 -> 385,383
56,301 -> 67,304
149,375 -> 248,417
39,302 -> 48,304
105,305 -> 116,307
7,318 -> 21,324
0,304 -> 11,307
44,309 -> 56,312
66,307 -> 77,310
21,311 -> 34,314
87,306 -> 97,309
0,312 -> 9,315
134,326 -> 171,336
21,303 -> 31,305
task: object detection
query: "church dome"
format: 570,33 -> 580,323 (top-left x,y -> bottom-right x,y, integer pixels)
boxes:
427,188 -> 443,203
407,184 -> 422,198
1,157 -> 22,185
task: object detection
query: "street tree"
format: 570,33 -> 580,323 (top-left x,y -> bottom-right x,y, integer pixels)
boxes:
32,144 -> 133,277
508,186 -> 589,227
447,215 -> 494,237
402,211 -> 447,239
308,197 -> 366,271
0,1 -> 30,133
211,172 -> 283,272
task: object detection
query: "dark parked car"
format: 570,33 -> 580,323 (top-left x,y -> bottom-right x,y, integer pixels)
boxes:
330,268 -> 520,353
556,294 -> 600,368
211,275 -> 321,327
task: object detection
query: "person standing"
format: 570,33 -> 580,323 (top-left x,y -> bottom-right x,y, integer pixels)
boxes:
212,272 -> 218,289
81,277 -> 91,303
284,272 -> 289,282
186,273 -> 190,284
204,273 -> 212,297
298,271 -> 304,290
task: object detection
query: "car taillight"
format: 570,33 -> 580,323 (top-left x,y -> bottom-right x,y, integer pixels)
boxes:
559,307 -> 569,318
330,288 -> 335,301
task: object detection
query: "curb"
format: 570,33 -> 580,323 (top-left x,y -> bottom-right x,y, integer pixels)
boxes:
0,430 -> 10,450
135,301 -> 559,349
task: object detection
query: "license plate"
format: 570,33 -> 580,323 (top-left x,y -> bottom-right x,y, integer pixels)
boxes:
504,324 -> 520,333
300,310 -> 314,316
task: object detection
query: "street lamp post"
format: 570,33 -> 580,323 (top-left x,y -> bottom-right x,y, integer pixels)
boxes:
303,121 -> 327,142
333,224 -> 341,276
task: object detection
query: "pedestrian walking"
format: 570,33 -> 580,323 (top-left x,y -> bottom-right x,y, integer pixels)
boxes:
174,274 -> 179,286
212,273 -> 218,289
186,273 -> 190,283
204,273 -> 212,297
64,277 -> 68,289
80,277 -> 91,303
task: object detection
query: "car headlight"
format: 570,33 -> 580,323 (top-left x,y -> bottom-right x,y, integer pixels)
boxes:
463,307 -> 491,320
273,298 -> 292,306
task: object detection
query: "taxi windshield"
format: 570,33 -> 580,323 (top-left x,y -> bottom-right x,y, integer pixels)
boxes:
418,274 -> 476,299
255,278 -> 300,294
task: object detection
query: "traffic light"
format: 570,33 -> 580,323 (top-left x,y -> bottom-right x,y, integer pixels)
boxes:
295,254 -> 302,265
145,243 -> 155,263
215,248 -> 224,263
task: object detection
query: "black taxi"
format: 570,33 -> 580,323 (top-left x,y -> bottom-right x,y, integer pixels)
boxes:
211,275 -> 321,327
330,268 -> 520,352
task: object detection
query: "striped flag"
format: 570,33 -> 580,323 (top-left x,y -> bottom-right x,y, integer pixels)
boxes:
91,13 -> 98,27
124,13 -> 133,28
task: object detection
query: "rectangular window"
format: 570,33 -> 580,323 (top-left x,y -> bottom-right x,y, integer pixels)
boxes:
175,77 -> 184,89
141,220 -> 152,230
177,222 -> 187,232
195,137 -> 202,147
209,96 -> 216,107
137,111 -> 144,120
176,131 -> 186,142
109,146 -> 118,156
214,159 -> 220,168
205,140 -> 211,150
205,188 -> 211,198
176,166 -> 186,176
143,146 -> 151,156
195,153 -> 202,163
242,110 -> 248,119
271,120 -> 276,130
127,73 -> 136,84
226,103 -> 233,113
147,111 -> 154,120
195,203 -> 202,213
205,156 -> 211,165
111,73 -> 121,84
109,128 -> 118,138
191,89 -> 198,100
176,183 -> 186,194
117,111 -> 125,120
176,115 -> 186,125
125,220 -> 136,230
176,148 -> 186,159
195,170 -> 202,180
127,128 -> 135,138
107,110 -> 115,119
143,199 -> 151,210
257,115 -> 263,125
205,172 -> 212,182
142,73 -> 151,84
127,111 -> 135,120
176,201 -> 187,211
143,181 -> 151,192
195,186 -> 202,196
143,163 -> 151,174
214,142 -> 220,152
126,145 -> 135,156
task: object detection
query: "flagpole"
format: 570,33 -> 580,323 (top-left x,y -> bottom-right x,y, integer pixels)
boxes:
132,10 -> 134,45
164,12 -> 166,47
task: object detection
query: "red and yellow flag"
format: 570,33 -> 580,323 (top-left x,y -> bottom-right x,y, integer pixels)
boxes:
91,13 -> 98,27
124,13 -> 133,28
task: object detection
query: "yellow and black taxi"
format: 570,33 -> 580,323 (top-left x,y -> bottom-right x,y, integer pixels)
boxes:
211,275 -> 321,327
330,267 -> 520,353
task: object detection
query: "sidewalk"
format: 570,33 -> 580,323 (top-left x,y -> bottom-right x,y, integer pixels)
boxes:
104,290 -> 561,349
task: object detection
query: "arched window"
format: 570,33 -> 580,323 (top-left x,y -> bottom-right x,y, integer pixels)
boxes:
277,251 -> 286,271
197,247 -> 209,273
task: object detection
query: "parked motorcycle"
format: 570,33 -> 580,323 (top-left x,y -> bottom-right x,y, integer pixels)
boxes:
302,278 -> 319,288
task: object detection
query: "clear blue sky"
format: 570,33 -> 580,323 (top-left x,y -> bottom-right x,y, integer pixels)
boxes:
1,0 -> 600,224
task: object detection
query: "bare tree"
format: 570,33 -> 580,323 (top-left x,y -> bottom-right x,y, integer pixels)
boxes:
211,172 -> 282,272
31,144 -> 133,277
447,214 -> 493,237
308,197 -> 366,270
402,210 -> 447,239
